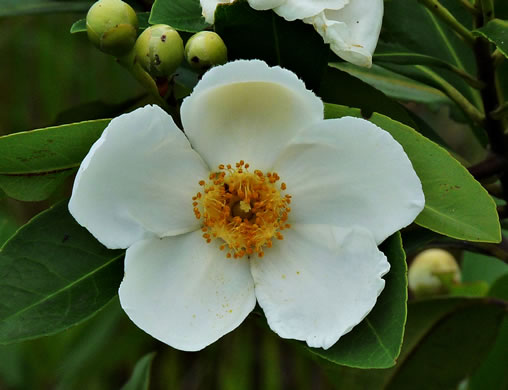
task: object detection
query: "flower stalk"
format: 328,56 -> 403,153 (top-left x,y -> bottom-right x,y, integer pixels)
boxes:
459,0 -> 481,16
417,0 -> 476,46
491,102 -> 508,120
416,65 -> 485,125
479,0 -> 494,22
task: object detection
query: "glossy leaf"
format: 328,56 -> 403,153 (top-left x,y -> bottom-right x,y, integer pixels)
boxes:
327,299 -> 506,389
324,65 -> 449,146
330,62 -> 451,106
373,43 -> 483,89
382,0 -> 482,109
473,18 -> 508,58
325,103 -> 501,243
321,66 -> 418,128
0,0 -> 93,16
309,233 -> 407,369
149,0 -> 209,32
70,12 -> 150,34
121,352 -> 156,390
0,201 -> 124,344
215,1 -> 328,91
0,119 -> 109,201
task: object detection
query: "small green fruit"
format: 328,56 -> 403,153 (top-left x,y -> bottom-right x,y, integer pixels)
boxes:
86,0 -> 138,57
185,31 -> 228,70
134,24 -> 184,78
408,248 -> 461,297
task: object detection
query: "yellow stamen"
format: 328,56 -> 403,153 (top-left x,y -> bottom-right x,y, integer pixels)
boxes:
192,161 -> 292,259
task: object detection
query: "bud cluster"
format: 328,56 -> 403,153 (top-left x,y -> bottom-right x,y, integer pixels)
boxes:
86,0 -> 228,79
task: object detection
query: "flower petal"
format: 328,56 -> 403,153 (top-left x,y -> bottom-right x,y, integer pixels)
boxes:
273,117 -> 425,244
304,0 -> 383,67
251,224 -> 390,349
69,105 -> 209,249
248,0 -> 286,11
181,60 -> 323,171
274,0 -> 348,21
119,231 -> 256,351
200,0 -> 232,24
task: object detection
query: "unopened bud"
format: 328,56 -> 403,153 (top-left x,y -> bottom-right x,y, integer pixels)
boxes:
86,0 -> 138,56
408,249 -> 461,297
134,24 -> 184,78
185,31 -> 228,70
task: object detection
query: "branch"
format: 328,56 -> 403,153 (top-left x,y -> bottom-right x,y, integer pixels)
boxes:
416,65 -> 485,125
468,154 -> 508,180
430,236 -> 508,263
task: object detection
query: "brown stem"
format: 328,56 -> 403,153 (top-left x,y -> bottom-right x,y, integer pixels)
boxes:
468,154 -> 508,180
497,205 -> 508,220
430,237 -> 508,263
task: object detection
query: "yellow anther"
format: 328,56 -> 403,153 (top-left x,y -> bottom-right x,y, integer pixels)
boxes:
193,161 -> 292,259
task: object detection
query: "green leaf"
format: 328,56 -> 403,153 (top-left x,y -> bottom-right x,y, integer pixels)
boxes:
329,62 -> 451,106
462,251 -> 508,285
149,0 -> 209,32
0,0 -> 93,16
325,103 -> 501,243
473,18 -> 508,58
400,227 -> 444,256
0,201 -> 124,344
385,299 -> 505,390
373,43 -> 483,89
382,0 -> 482,109
488,273 -> 508,300
497,0 -> 508,19
327,299 -> 506,389
215,2 -> 328,91
0,171 -> 76,202
70,12 -> 150,34
0,209 -> 18,248
0,119 -> 109,201
70,19 -> 86,33
121,352 -> 156,390
321,66 -> 418,129
309,233 -> 407,369
468,316 -> 508,390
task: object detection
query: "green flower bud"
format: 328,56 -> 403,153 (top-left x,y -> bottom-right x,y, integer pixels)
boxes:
134,25 -> 184,78
86,0 -> 139,57
408,249 -> 461,297
185,31 -> 228,70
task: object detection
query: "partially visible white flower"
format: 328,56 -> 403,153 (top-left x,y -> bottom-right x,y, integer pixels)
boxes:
200,0 -> 383,67
69,60 -> 424,352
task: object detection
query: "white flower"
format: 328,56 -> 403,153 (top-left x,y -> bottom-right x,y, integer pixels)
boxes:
200,0 -> 383,67
69,60 -> 424,351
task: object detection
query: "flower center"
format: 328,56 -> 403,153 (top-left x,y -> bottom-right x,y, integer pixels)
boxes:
192,161 -> 292,259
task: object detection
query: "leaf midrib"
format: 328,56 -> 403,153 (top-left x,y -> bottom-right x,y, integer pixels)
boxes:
0,165 -> 78,176
0,253 -> 123,324
380,300 -> 477,389
419,203 -> 498,241
423,7 -> 482,107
